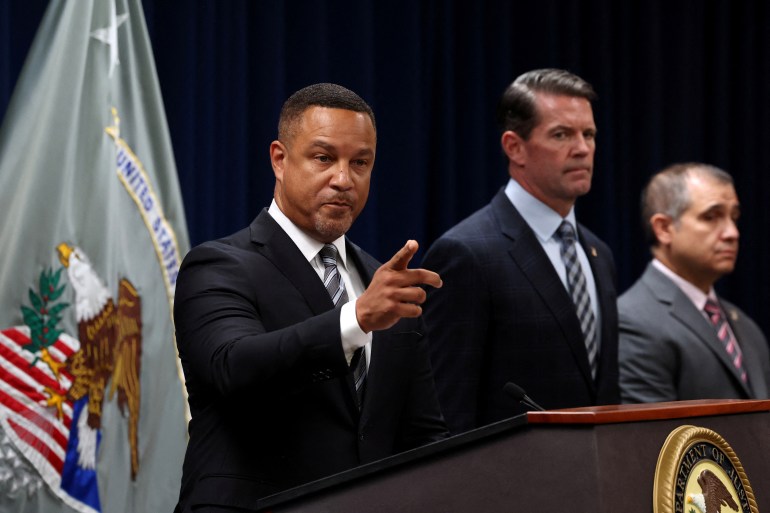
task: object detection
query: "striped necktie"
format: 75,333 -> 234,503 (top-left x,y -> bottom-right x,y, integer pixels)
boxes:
704,299 -> 748,384
556,221 -> 598,380
319,244 -> 367,407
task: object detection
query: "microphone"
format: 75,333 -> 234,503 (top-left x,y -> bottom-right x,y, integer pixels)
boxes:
503,382 -> 546,412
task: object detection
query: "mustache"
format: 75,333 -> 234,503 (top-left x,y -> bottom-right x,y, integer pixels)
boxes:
322,194 -> 355,205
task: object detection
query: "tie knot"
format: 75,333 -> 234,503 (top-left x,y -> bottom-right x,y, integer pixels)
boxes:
557,221 -> 576,243
319,244 -> 339,267
704,299 -> 721,317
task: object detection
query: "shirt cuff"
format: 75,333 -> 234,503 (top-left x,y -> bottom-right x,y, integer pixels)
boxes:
340,299 -> 369,363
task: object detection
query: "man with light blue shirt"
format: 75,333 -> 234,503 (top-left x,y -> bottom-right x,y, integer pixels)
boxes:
618,163 -> 770,403
422,69 -> 619,434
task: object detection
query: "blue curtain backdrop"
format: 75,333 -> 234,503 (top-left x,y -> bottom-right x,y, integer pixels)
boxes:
3,0 -> 770,335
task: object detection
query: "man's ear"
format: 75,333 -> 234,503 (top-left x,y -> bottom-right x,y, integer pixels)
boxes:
501,130 -> 526,167
270,140 -> 286,182
650,213 -> 674,246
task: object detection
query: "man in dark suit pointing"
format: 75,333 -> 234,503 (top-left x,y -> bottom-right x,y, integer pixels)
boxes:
422,69 -> 620,434
173,83 -> 448,512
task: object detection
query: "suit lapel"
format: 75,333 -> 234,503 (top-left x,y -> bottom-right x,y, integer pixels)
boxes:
249,210 -> 335,316
347,242 -> 419,423
644,265 -> 752,396
490,192 -> 595,388
578,226 -> 615,382
719,301 -> 757,397
250,211 -> 363,414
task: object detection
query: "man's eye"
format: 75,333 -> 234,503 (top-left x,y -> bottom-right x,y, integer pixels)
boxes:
316,155 -> 331,163
353,159 -> 368,167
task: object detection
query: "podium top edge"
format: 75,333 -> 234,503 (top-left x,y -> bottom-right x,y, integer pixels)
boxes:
527,399 -> 770,424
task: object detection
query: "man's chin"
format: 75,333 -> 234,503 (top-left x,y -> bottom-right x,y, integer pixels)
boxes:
566,174 -> 592,194
314,216 -> 353,242
712,260 -> 737,277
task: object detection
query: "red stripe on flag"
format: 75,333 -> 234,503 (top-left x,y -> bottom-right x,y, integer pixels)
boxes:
0,366 -> 49,403
0,389 -> 69,447
52,336 -> 78,360
0,340 -> 68,395
2,328 -> 76,386
0,367 -> 73,428
2,327 -> 77,363
1,328 -> 30,346
8,417 -> 64,474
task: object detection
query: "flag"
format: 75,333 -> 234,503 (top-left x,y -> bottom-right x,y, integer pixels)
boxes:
0,1 -> 189,512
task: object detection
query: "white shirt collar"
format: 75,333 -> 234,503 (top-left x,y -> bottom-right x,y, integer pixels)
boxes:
651,258 -> 717,310
504,178 -> 578,242
267,199 -> 348,268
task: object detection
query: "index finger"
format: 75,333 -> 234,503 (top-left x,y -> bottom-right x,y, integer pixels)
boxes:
386,240 -> 419,271
406,268 -> 443,288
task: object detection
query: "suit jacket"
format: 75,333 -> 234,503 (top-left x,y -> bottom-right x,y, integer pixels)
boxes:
618,263 -> 770,403
173,210 -> 448,512
422,190 -> 620,434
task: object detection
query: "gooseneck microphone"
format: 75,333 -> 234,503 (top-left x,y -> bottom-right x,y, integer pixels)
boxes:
503,382 -> 546,412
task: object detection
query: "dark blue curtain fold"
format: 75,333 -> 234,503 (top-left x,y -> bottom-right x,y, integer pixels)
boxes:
3,0 -> 769,334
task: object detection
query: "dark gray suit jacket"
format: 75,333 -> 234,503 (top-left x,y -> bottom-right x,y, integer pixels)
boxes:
618,263 -> 770,403
173,210 -> 448,512
422,190 -> 620,434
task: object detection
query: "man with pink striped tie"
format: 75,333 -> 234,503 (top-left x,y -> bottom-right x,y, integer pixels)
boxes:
619,162 -> 770,402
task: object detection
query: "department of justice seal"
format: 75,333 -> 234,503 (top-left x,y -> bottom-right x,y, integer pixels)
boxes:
653,425 -> 758,513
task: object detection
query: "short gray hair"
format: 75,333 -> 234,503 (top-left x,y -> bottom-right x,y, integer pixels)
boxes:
641,162 -> 733,246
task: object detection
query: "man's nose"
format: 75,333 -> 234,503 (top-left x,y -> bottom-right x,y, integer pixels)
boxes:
330,162 -> 354,189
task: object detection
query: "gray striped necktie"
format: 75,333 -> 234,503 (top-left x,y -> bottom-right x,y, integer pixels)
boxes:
319,244 -> 367,407
556,222 -> 598,379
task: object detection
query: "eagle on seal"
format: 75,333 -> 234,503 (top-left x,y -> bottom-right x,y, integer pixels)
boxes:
57,242 -> 142,480
687,468 -> 739,513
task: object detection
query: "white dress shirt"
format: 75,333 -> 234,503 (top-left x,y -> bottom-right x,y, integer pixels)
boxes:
268,200 -> 371,364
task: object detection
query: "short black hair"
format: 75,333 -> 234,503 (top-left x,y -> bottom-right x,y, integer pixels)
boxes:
278,83 -> 376,141
496,68 -> 596,139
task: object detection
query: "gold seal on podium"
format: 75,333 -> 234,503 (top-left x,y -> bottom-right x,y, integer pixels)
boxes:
654,425 -> 758,513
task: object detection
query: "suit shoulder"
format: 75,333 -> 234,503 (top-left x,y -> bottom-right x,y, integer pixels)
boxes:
618,276 -> 648,303
617,275 -> 660,313
179,226 -> 260,282
437,204 -> 497,241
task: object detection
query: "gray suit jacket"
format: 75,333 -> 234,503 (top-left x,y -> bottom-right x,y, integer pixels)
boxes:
618,263 -> 770,403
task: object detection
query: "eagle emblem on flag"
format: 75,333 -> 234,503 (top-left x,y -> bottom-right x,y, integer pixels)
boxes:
0,243 -> 142,513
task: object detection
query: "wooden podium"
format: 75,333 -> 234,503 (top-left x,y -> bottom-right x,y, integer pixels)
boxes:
255,400 -> 770,512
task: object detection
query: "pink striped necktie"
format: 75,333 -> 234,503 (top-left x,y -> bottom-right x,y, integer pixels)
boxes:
703,298 -> 747,384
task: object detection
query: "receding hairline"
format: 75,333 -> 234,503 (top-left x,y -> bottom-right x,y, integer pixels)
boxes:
641,162 -> 734,246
